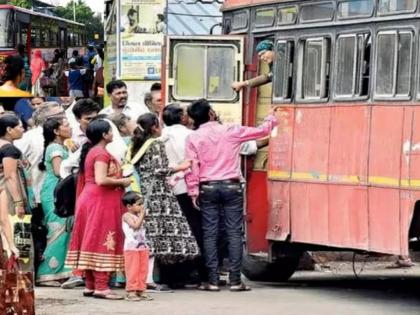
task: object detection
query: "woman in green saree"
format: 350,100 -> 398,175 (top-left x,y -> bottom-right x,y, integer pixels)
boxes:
36,117 -> 73,285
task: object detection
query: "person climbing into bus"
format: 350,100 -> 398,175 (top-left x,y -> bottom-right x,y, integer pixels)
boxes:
231,39 -> 274,92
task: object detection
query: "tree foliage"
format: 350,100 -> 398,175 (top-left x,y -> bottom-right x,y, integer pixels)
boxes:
54,0 -> 103,43
7,0 -> 31,8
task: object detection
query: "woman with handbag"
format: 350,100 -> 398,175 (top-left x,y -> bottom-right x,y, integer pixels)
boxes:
66,119 -> 131,299
0,114 -> 32,272
36,117 -> 73,286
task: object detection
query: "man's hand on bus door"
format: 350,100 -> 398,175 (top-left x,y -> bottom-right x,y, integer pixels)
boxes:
231,80 -> 247,92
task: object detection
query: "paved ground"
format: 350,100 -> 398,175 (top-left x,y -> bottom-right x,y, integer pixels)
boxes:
35,262 -> 420,315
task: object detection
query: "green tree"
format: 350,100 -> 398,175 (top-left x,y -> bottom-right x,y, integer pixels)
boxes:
54,0 -> 103,43
8,0 -> 32,8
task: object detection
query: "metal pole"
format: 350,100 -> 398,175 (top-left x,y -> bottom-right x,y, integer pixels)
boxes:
73,1 -> 76,21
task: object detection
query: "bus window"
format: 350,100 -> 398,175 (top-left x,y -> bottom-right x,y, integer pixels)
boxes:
375,31 -> 413,98
337,0 -> 374,19
255,8 -> 275,27
232,11 -> 248,31
335,33 -> 371,99
278,6 -> 298,25
0,9 -> 14,48
300,2 -> 334,23
173,44 -> 237,101
273,40 -> 294,102
377,0 -> 417,14
297,37 -> 330,101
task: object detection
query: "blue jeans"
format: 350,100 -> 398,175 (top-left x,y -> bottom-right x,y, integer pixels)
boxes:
199,181 -> 244,285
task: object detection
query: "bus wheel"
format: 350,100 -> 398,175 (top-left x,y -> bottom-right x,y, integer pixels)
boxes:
241,252 -> 301,282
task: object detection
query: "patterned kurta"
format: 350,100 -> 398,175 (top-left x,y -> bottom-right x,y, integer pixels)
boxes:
136,139 -> 199,263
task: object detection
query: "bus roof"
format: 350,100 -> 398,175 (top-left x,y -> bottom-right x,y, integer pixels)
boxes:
221,0 -> 294,11
0,4 -> 85,27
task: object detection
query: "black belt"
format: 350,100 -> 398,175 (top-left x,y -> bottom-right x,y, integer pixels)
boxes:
201,179 -> 240,185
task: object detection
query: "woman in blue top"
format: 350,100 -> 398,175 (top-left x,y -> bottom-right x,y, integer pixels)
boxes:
37,117 -> 73,285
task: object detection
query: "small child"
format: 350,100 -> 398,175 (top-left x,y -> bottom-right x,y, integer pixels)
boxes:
122,191 -> 153,301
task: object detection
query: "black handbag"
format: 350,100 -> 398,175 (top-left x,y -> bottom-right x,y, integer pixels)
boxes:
54,173 -> 77,218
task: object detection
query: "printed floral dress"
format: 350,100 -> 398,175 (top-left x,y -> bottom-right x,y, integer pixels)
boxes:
136,139 -> 199,263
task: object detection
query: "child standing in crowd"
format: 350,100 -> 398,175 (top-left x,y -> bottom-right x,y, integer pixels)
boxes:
122,192 -> 153,301
64,62 -> 86,98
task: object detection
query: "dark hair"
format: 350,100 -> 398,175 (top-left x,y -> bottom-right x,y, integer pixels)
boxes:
1,55 -> 24,83
106,80 -> 127,94
150,82 -> 161,92
39,117 -> 64,171
122,191 -> 143,207
144,92 -> 152,108
97,47 -> 104,60
17,43 -> 25,56
0,114 -> 20,137
79,119 -> 111,172
162,103 -> 183,126
72,50 -> 79,57
52,49 -> 62,63
187,98 -> 212,129
130,113 -> 159,159
72,98 -> 101,119
110,113 -> 129,133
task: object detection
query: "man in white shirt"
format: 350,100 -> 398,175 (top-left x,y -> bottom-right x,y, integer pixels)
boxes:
100,80 -> 149,121
161,104 -> 208,285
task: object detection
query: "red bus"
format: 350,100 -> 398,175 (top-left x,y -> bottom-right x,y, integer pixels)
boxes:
0,5 -> 86,64
163,0 -> 420,281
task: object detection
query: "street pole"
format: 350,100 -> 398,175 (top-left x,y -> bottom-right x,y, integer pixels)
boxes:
73,1 -> 76,21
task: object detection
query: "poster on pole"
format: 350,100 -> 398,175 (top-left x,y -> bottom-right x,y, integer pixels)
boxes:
121,0 -> 166,80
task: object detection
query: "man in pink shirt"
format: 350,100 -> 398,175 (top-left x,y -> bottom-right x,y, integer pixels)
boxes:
185,98 -> 278,291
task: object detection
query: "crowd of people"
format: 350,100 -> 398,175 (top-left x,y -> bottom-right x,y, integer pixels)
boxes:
0,78 -> 283,301
0,44 -> 104,99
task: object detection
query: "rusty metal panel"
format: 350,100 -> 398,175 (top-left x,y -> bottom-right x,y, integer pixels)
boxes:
266,181 -> 290,241
368,188 -> 400,254
290,183 -> 329,245
292,108 -> 331,181
328,106 -> 369,184
328,186 -> 369,249
368,106 -> 404,187
409,108 -> 420,188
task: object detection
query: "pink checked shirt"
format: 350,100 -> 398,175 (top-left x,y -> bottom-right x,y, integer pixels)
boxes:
185,115 -> 277,197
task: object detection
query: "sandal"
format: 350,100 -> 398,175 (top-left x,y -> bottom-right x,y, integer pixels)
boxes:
138,292 -> 154,301
93,290 -> 123,300
83,289 -> 94,297
125,292 -> 141,301
230,282 -> 251,292
197,283 -> 220,292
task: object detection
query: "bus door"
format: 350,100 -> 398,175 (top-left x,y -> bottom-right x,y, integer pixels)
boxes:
163,36 -> 245,125
244,39 -> 274,254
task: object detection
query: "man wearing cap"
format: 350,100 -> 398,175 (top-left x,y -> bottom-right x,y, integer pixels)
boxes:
231,39 -> 274,91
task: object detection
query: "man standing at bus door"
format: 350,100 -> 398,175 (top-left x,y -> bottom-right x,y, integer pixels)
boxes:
185,99 -> 280,292
231,40 -> 274,91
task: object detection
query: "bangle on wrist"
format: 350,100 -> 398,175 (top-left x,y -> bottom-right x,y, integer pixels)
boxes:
13,199 -> 23,204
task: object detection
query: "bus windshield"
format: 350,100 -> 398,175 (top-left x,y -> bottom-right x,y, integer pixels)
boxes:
0,9 -> 14,48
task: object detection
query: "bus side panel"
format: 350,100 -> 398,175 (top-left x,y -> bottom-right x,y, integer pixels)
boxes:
290,107 -> 331,245
291,182 -> 329,244
399,107 -> 415,255
266,108 -> 294,241
368,106 -> 404,254
328,185 -> 368,249
368,188 -> 400,254
266,181 -> 290,241
327,106 -> 369,249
